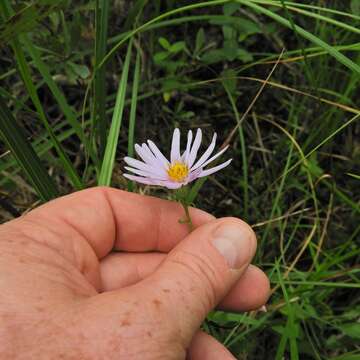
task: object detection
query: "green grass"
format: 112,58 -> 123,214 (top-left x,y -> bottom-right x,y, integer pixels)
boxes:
0,0 -> 359,358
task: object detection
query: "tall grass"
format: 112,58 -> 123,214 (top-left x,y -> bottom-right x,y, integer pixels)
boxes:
0,0 -> 359,358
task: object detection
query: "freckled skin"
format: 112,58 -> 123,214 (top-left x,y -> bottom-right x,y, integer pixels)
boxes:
120,319 -> 131,327
152,299 -> 162,308
0,188 -> 269,360
0,234 -> 181,359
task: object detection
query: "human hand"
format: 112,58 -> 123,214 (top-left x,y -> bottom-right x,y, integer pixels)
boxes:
0,187 -> 269,359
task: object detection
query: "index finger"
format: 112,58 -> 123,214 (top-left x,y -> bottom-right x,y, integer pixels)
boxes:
21,187 -> 214,258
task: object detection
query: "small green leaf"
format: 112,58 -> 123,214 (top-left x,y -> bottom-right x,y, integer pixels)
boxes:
222,24 -> 236,40
221,68 -> 237,95
236,18 -> 261,41
223,39 -> 238,61
351,0 -> 360,15
68,61 -> 90,79
195,27 -> 205,53
340,323 -> 360,339
223,1 -> 241,16
236,47 -> 253,62
159,36 -> 170,50
235,18 -> 261,34
169,41 -> 186,53
201,48 -> 227,64
162,78 -> 184,92
154,51 -> 170,63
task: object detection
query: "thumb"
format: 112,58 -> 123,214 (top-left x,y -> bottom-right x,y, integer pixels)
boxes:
141,217 -> 257,342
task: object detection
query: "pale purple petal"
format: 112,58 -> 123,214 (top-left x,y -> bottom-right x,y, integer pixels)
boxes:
123,174 -> 157,185
124,156 -> 156,173
170,128 -> 181,163
134,144 -> 168,176
187,128 -> 202,168
147,140 -> 170,168
181,130 -> 193,162
158,180 -> 183,189
194,145 -> 229,170
124,156 -> 168,179
198,159 -> 232,177
135,144 -> 157,166
124,156 -> 162,175
187,168 -> 202,182
124,166 -> 167,180
124,173 -> 183,189
141,143 -> 166,168
190,133 -> 217,171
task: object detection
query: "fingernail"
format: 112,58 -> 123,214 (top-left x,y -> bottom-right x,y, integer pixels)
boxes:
212,223 -> 253,269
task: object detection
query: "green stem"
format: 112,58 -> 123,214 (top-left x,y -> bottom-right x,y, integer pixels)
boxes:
181,201 -> 194,232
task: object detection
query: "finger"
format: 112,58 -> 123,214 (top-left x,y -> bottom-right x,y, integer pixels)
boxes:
187,331 -> 236,360
12,187 -> 214,259
100,253 -> 269,311
220,264 -> 270,311
100,252 -> 164,290
137,217 -> 257,343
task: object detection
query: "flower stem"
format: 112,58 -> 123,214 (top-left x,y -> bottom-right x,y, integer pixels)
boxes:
181,201 -> 193,232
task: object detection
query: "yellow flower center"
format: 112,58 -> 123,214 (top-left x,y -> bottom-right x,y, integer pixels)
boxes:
167,162 -> 189,182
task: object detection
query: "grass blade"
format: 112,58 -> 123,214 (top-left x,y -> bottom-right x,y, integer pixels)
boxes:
99,0 -> 229,68
19,36 -> 98,168
0,94 -> 58,201
237,0 -> 360,75
98,39 -> 133,186
1,0 -> 84,190
224,87 -> 249,218
127,47 -> 141,192
0,0 -> 65,45
93,0 -> 110,158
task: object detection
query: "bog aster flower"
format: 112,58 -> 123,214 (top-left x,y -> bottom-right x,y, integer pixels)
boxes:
123,128 -> 231,189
